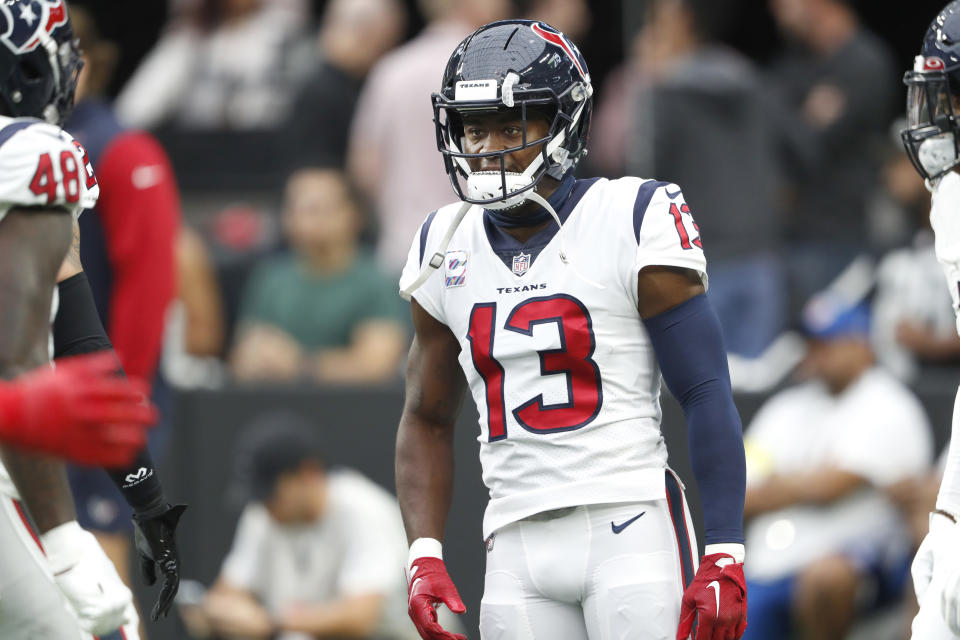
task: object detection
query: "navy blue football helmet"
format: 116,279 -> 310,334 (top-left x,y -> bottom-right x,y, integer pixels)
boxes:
0,0 -> 82,125
902,0 -> 960,180
432,20 -> 593,209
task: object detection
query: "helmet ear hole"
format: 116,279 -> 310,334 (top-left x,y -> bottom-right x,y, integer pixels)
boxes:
20,60 -> 42,82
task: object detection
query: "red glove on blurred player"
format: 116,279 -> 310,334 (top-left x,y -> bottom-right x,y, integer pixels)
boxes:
677,552 -> 748,640
0,353 -> 156,467
407,547 -> 466,640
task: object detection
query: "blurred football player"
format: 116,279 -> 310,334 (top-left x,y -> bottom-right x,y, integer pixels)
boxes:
902,2 -> 960,637
396,20 -> 747,640
0,2 -> 183,638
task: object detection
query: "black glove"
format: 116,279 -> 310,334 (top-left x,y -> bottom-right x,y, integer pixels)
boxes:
132,503 -> 187,621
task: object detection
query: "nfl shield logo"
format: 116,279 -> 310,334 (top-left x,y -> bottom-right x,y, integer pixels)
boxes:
512,252 -> 530,276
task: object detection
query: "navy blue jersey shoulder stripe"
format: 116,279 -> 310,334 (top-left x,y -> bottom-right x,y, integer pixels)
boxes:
665,470 -> 695,590
0,121 -> 36,149
419,210 -> 438,266
633,180 -> 671,243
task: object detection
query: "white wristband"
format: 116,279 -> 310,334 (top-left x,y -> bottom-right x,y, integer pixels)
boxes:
407,537 -> 443,574
39,520 -> 86,574
705,543 -> 745,564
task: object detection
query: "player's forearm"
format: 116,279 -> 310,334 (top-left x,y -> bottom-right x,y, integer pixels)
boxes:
396,412 -> 456,543
53,272 -> 167,513
644,294 -> 746,544
1,447 -> 76,532
279,593 -> 385,638
745,470 -> 866,518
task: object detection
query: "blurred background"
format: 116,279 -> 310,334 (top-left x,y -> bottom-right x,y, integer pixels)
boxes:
64,0 -> 960,638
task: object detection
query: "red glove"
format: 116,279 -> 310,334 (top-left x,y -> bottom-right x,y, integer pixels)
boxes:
677,552 -> 748,640
0,353 -> 157,467
407,556 -> 466,640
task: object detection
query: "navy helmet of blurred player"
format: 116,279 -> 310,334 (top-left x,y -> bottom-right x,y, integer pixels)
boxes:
902,0 -> 960,181
0,0 -> 82,125
432,19 -> 593,210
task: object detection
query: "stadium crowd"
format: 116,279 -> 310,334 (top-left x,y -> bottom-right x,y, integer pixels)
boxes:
65,0 -> 960,638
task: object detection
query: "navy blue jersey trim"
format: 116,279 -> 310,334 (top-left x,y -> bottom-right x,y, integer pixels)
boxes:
483,176 -> 601,271
419,210 -> 438,267
0,121 -> 34,149
666,470 -> 695,590
633,180 -> 670,243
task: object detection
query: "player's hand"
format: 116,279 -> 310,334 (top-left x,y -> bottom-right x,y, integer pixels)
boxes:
41,521 -> 135,635
677,553 -> 748,640
0,352 -> 156,467
133,502 -> 187,621
913,511 -> 960,633
912,518 -> 939,601
407,556 -> 467,640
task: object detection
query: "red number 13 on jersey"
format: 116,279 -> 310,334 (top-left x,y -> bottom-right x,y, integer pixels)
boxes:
467,294 -> 603,441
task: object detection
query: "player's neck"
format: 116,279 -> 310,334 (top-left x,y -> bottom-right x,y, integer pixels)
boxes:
495,177 -> 564,244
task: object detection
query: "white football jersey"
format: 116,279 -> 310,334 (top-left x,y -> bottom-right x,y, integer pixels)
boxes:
0,116 -> 99,503
0,115 -> 99,223
400,177 -> 708,539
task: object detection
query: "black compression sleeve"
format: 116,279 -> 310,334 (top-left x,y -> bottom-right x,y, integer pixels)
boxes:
53,272 -> 166,513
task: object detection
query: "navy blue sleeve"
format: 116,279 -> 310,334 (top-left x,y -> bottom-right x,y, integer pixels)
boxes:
642,293 -> 745,545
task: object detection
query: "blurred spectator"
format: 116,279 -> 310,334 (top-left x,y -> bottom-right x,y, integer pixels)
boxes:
180,412 -> 421,639
63,6 -> 181,628
230,169 -> 407,384
766,0 -> 897,309
516,0 -> 591,42
115,0 -> 307,131
161,226 -> 229,389
348,0 -> 513,275
872,147 -> 960,382
741,296 -> 932,640
606,0 -> 787,356
283,0 -> 406,170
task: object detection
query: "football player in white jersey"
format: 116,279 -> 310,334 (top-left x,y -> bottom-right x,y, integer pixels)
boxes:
901,2 -> 960,637
396,20 -> 747,640
0,2 -> 185,638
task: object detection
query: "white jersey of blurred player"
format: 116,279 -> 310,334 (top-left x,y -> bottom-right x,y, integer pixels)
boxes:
911,170 -> 960,640
0,116 -> 139,639
401,176 -> 705,635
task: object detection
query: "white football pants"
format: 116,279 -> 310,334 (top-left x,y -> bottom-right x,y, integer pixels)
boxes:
480,471 -> 698,640
0,495 -> 140,640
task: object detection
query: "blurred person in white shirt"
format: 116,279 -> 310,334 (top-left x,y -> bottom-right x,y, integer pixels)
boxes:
740,295 -> 933,640
182,412 -> 425,640
116,0 -> 308,130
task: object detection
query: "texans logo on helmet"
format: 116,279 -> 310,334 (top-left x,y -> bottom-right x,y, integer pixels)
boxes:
531,22 -> 589,82
0,0 -> 66,55
925,56 -> 946,71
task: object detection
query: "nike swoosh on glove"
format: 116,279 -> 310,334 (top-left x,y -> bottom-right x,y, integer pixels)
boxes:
42,522 -> 135,635
407,556 -> 466,640
677,553 -> 748,640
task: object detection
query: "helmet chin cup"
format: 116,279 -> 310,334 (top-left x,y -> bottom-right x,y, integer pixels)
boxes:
919,132 -> 960,178
467,171 -> 533,210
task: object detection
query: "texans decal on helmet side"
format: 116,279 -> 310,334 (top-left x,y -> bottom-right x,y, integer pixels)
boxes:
0,0 -> 66,55
530,22 -> 588,82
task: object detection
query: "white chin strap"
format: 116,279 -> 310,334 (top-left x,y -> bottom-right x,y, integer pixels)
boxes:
920,132 -> 960,178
